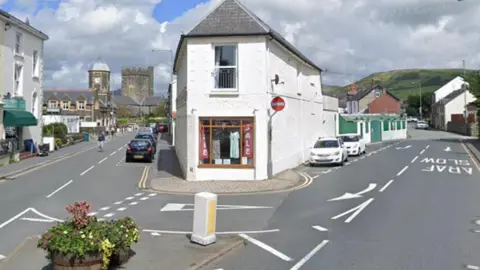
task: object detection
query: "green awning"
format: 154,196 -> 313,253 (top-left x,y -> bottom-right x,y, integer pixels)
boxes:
4,110 -> 38,127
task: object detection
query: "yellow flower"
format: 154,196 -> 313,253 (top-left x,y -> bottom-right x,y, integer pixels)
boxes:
81,234 -> 85,238
63,230 -> 68,234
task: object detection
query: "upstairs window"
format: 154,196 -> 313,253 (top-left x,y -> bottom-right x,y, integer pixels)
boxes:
214,45 -> 237,90
49,100 -> 58,108
33,50 -> 39,77
15,32 -> 22,54
14,64 -> 22,96
77,101 -> 85,110
62,101 -> 70,110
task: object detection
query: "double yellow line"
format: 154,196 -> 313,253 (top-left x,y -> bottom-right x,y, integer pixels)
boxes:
138,166 -> 151,189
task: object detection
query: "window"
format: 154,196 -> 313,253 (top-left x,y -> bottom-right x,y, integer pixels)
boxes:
341,136 -> 359,142
383,120 -> 389,131
77,101 -> 85,110
214,45 -> 237,89
32,50 -> 39,77
15,32 -> 22,54
48,100 -> 58,108
14,64 -> 22,96
199,117 -> 254,167
314,140 -> 340,148
390,121 -> 396,130
32,91 -> 38,118
62,101 -> 70,110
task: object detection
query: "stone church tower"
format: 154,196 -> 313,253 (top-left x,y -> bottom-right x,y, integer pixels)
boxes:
88,59 -> 111,123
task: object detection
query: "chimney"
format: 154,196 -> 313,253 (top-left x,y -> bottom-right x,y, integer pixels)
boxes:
348,84 -> 357,95
25,17 -> 29,25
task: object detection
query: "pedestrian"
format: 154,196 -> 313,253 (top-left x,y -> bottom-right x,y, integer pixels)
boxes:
98,132 -> 105,151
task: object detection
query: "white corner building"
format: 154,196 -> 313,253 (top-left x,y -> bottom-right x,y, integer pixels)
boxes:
172,0 -> 338,181
0,10 -> 48,148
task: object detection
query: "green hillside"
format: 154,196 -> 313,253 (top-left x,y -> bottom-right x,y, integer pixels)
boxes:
324,69 -> 474,100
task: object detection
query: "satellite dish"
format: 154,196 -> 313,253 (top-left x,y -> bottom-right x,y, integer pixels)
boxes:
273,74 -> 280,85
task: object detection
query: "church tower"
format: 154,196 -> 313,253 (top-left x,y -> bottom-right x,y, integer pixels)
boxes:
88,58 -> 111,110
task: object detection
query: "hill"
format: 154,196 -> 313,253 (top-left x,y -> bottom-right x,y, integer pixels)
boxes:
324,69 -> 474,100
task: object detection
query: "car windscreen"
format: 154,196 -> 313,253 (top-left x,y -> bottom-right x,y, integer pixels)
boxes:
342,136 -> 359,142
135,134 -> 153,140
417,121 -> 426,124
314,140 -> 339,148
130,140 -> 150,147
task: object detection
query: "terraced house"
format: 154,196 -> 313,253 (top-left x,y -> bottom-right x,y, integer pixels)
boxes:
0,10 -> 48,150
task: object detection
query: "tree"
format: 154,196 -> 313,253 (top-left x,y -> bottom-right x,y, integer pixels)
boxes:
152,102 -> 166,117
405,94 -> 432,118
464,71 -> 480,137
116,104 -> 132,118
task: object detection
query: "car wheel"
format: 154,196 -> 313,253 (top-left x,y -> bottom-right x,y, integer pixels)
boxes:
357,147 -> 361,156
125,157 -> 131,163
344,155 -> 348,162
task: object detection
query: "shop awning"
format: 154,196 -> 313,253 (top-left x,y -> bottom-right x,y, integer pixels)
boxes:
3,109 -> 38,127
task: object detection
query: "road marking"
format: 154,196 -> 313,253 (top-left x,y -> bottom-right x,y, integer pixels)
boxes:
312,225 -> 328,232
420,149 -> 425,154
148,193 -> 157,197
466,265 -> 480,270
290,240 -> 330,270
328,183 -> 376,201
0,208 -> 31,229
160,203 -> 273,212
321,169 -> 332,174
110,151 -> 117,156
98,157 -> 108,164
20,217 -> 55,222
312,175 -> 319,179
151,232 -> 161,236
143,229 -> 279,235
135,193 -> 143,196
411,156 -> 418,163
117,207 -> 127,211
129,201 -> 138,205
113,201 -> 123,205
397,166 -> 408,176
379,180 -> 394,192
426,145 -> 430,149
116,157 -> 126,166
99,206 -> 110,211
125,197 -> 134,200
140,197 -> 149,200
331,198 -> 374,223
0,254 -> 5,261
360,156 -> 366,159
238,233 -> 292,261
352,159 -> 358,162
104,213 -> 115,217
444,147 -> 451,152
29,208 -> 63,222
80,166 -> 94,176
118,147 -> 124,151
46,180 -> 73,198
88,212 -> 97,216
461,140 -> 480,172
396,145 -> 411,150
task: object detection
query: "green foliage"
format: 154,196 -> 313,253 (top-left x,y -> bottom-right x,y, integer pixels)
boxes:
43,123 -> 68,143
324,69 -> 476,101
117,118 -> 129,125
405,94 -> 432,117
152,102 -> 166,117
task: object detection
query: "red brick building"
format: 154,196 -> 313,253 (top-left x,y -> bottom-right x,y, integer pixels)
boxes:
367,88 -> 402,114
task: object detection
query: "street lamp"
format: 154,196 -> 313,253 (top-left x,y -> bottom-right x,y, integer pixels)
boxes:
412,81 -> 423,119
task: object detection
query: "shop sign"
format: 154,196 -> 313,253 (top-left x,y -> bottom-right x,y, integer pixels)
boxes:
243,124 -> 253,158
200,127 -> 209,159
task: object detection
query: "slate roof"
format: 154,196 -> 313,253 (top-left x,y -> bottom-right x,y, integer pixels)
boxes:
112,95 -> 139,106
173,0 -> 322,72
0,9 -> 49,40
43,90 -> 94,104
141,96 -> 164,106
346,85 -> 400,102
434,88 -> 466,106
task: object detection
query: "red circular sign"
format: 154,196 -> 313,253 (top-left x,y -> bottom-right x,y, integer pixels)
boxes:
271,96 -> 286,112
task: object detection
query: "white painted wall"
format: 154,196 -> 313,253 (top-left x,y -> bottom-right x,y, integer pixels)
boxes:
382,121 -> 407,141
443,91 -> 476,127
0,20 -> 45,144
174,35 -> 325,181
42,115 -> 80,133
170,78 -> 177,146
432,76 -> 467,103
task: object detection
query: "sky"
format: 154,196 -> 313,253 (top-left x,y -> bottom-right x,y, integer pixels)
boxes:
1,0 -> 480,95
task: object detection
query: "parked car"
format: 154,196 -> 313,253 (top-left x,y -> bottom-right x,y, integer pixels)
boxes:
138,127 -> 154,134
157,124 -> 168,133
134,132 -> 157,153
416,120 -> 429,129
126,139 -> 155,163
341,135 -> 366,156
309,137 -> 348,166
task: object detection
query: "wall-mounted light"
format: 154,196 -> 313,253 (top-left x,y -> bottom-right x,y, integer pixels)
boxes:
4,22 -> 11,31
310,82 -> 315,86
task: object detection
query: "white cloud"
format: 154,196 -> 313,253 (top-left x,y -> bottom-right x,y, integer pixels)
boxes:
5,0 -> 480,93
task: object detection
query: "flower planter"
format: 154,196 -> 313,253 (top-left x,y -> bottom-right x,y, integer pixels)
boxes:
51,252 -> 103,270
109,249 -> 132,267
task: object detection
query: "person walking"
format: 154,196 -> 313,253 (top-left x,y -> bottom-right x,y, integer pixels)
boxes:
98,132 -> 105,152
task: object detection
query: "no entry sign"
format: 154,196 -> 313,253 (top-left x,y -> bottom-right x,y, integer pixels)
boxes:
271,96 -> 286,112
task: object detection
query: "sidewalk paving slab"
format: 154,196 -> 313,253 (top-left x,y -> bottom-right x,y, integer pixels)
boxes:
464,139 -> 480,163
0,235 -> 244,270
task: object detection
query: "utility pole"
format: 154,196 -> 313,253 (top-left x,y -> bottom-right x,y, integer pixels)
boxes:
419,81 -> 423,120
463,60 -> 468,134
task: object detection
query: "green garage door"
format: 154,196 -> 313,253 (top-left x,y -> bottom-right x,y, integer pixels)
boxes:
370,120 -> 382,142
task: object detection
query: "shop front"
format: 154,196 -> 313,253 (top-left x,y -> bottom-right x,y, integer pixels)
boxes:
196,116 -> 258,181
3,98 -> 38,153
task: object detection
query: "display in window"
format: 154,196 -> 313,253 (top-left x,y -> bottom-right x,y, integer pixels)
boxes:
212,138 -> 221,160
211,127 -> 241,164
243,124 -> 253,158
229,131 -> 240,158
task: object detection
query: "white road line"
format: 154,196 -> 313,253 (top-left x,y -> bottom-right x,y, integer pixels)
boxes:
0,254 -> 5,261
352,159 -> 358,162
360,156 -> 366,159
140,197 -> 149,201
113,201 -> 123,205
312,225 -> 328,232
331,198 -> 375,223
0,208 -> 31,229
143,229 -> 279,235
88,212 -> 98,216
312,175 -> 319,179
411,156 -> 418,163
135,193 -> 143,196
80,166 -> 94,176
426,145 -> 430,149
99,206 -> 110,211
420,149 -> 425,154
20,217 -> 54,222
29,208 -> 63,222
290,240 -> 330,270
466,265 -> 480,270
125,196 -> 134,200
104,213 -> 115,217
397,166 -> 408,176
118,147 -> 124,151
238,234 -> 292,262
129,201 -> 138,205
98,157 -> 108,164
379,180 -> 394,192
148,193 -> 157,197
110,151 -> 117,156
46,180 -> 73,198
150,232 -> 161,236
117,207 -> 127,211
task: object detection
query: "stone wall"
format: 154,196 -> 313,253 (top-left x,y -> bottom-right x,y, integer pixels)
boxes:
121,66 -> 154,102
447,121 -> 479,137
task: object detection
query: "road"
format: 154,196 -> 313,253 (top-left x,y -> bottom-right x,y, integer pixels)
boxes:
200,127 -> 480,270
0,133 -> 149,258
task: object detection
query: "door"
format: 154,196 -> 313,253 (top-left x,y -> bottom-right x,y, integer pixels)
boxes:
359,123 -> 364,139
370,120 -> 382,142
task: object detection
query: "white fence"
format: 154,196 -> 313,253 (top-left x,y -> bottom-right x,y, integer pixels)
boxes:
42,115 -> 80,133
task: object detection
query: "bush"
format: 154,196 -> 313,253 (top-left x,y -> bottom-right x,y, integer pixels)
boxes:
55,138 -> 63,149
43,123 -> 68,143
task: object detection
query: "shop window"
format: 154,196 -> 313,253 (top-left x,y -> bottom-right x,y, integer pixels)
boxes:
383,120 -> 389,131
390,121 -> 396,130
199,117 -> 254,167
396,121 -> 401,129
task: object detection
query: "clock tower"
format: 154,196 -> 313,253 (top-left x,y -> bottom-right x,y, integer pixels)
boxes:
88,58 -> 111,109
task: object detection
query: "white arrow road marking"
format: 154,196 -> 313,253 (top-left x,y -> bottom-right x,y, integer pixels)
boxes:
21,217 -> 55,222
238,234 -> 292,262
143,229 -> 279,235
160,203 -> 273,212
29,208 -> 63,222
312,225 -> 328,232
328,183 -> 377,201
331,198 -> 375,223
444,147 -> 451,152
290,240 -> 330,270
466,265 -> 480,270
396,145 -> 411,149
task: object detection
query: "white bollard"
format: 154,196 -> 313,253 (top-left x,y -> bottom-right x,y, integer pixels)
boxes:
191,192 -> 217,245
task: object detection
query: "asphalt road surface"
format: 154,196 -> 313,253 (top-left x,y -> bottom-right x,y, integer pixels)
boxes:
204,127 -> 480,270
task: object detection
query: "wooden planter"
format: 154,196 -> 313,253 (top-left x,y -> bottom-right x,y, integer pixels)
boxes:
51,252 -> 103,270
109,249 -> 132,267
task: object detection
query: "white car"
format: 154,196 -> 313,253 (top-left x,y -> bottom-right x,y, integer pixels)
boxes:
341,135 -> 366,156
309,137 -> 348,166
416,121 -> 429,129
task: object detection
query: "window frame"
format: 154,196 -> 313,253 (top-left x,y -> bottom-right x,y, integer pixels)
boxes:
77,100 -> 86,110
15,32 -> 22,55
62,101 -> 70,110
213,44 -> 238,91
13,63 -> 22,96
32,50 -> 39,77
198,117 -> 254,168
48,100 -> 58,108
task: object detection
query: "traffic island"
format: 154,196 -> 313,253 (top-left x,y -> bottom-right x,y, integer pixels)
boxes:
147,169 -> 309,195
